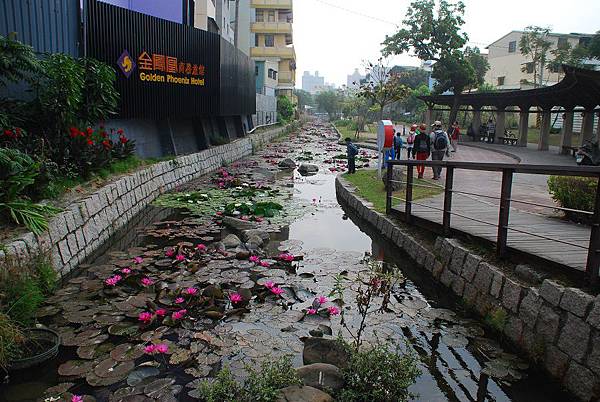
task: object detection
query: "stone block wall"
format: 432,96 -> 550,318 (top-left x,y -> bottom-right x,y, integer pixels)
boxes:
0,125 -> 288,277
335,175 -> 600,402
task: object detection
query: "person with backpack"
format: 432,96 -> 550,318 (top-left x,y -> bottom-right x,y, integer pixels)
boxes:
449,121 -> 460,152
412,123 -> 431,179
394,131 -> 404,160
345,137 -> 359,174
406,125 -> 416,159
429,121 -> 451,180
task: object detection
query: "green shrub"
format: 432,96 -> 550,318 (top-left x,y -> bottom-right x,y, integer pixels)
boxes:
548,176 -> 596,223
484,307 -> 508,332
196,355 -> 301,402
337,341 -> 421,402
277,95 -> 294,123
0,312 -> 24,369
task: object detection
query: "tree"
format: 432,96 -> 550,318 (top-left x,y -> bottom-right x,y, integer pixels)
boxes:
277,95 -> 294,123
382,0 -> 477,127
316,90 -> 341,120
519,26 -> 552,87
589,32 -> 600,60
342,93 -> 371,132
464,47 -> 489,88
356,58 -> 410,121
293,89 -> 314,111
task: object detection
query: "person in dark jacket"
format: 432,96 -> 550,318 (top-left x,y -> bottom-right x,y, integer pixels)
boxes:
394,132 -> 404,160
345,137 -> 359,174
412,123 -> 431,179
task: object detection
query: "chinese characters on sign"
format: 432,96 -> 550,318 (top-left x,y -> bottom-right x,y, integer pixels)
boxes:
120,50 -> 206,86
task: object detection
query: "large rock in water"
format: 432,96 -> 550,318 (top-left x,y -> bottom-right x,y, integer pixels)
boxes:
222,216 -> 257,231
279,158 -> 297,169
275,386 -> 333,402
222,234 -> 242,249
243,229 -> 271,243
298,163 -> 319,176
302,337 -> 350,369
382,166 -> 404,192
296,363 -> 344,392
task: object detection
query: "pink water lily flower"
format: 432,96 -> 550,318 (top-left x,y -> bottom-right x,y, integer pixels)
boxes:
175,297 -> 185,304
71,396 -> 83,402
230,293 -> 243,304
155,343 -> 169,354
138,312 -> 153,323
105,275 -> 122,287
155,309 -> 167,317
307,308 -> 317,315
133,257 -> 143,264
259,261 -> 270,268
328,306 -> 340,316
165,248 -> 175,258
141,277 -> 154,287
270,287 -> 285,296
249,256 -> 260,263
196,244 -> 208,252
172,309 -> 187,320
144,344 -> 156,354
278,253 -> 295,262
175,254 -> 186,262
185,287 -> 198,296
215,211 -> 223,216
264,281 -> 275,289
255,217 -> 264,223
317,296 -> 328,305
121,268 -> 131,275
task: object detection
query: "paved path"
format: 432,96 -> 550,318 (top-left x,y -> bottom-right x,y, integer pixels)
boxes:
391,145 -> 590,272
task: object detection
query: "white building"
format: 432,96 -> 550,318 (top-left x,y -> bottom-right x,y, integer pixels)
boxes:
302,71 -> 325,94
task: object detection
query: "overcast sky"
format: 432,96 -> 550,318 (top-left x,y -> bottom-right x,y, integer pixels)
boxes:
294,0 -> 600,88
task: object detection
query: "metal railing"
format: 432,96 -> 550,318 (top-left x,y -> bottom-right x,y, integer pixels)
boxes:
385,160 -> 600,285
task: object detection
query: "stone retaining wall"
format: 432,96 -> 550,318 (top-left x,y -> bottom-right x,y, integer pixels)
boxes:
335,175 -> 600,402
0,125 -> 289,276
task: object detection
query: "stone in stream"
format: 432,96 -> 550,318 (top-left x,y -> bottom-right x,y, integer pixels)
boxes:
302,337 -> 350,369
222,216 -> 257,231
234,246 -> 251,260
243,229 -> 271,243
246,234 -> 264,248
279,158 -> 297,169
382,166 -> 404,192
296,363 -> 344,392
222,234 -> 242,249
298,163 -> 319,176
275,385 -> 333,402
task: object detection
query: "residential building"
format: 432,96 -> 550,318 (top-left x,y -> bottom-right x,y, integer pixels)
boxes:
302,71 -> 325,94
347,68 -> 364,89
485,30 -> 598,90
254,60 -> 279,125
194,0 -> 235,42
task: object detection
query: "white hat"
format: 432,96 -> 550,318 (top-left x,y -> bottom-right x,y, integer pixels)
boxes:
432,120 -> 442,127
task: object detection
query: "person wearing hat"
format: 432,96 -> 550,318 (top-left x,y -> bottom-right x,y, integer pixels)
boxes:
406,124 -> 417,159
429,120 -> 451,180
412,123 -> 431,179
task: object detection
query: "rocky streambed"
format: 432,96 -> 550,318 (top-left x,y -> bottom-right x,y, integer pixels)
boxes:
2,121 -> 572,402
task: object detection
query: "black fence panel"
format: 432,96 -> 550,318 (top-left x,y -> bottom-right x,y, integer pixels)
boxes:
0,0 -> 80,56
219,38 -> 256,117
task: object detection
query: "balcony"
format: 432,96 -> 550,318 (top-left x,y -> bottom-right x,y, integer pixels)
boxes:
278,71 -> 295,84
251,46 -> 296,59
251,0 -> 293,9
251,21 -> 293,34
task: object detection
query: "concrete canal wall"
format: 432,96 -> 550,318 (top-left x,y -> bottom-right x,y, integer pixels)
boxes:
0,125 -> 290,277
336,174 -> 600,402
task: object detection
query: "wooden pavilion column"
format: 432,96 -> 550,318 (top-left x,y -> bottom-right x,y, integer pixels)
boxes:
425,105 -> 433,128
518,106 -> 529,147
471,106 -> 482,136
559,109 -> 575,154
538,109 -> 551,151
495,107 -> 506,143
582,108 -> 596,144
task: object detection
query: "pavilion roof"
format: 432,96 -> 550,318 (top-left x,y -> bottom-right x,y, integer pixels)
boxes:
418,66 -> 600,111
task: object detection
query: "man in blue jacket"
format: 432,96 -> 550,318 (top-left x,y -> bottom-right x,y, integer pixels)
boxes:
345,137 -> 359,174
394,131 -> 404,160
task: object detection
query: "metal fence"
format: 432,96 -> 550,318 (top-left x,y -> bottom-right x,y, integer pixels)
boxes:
385,160 -> 600,285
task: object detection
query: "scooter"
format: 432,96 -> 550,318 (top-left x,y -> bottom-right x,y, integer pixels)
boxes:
576,141 -> 600,166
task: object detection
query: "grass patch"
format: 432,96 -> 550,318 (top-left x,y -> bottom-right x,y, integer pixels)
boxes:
344,169 -> 444,213
524,127 -> 581,147
334,121 -> 376,141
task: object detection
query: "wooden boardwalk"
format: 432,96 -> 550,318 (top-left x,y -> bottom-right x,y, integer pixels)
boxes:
392,191 -> 590,272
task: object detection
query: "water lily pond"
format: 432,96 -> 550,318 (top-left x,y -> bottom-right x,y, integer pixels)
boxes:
2,122 -> 571,402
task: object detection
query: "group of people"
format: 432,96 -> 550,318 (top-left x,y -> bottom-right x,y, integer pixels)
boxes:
345,120 -> 461,180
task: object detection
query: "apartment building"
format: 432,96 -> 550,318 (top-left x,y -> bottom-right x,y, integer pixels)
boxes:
302,71 -> 325,94
485,30 -> 598,90
194,0 -> 235,43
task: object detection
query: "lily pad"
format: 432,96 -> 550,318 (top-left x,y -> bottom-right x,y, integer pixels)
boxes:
110,343 -> 145,362
127,367 -> 161,386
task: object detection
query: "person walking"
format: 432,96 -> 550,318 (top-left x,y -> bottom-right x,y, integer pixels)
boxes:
449,121 -> 460,152
394,131 -> 404,160
406,125 -> 416,159
412,123 -> 431,179
429,121 -> 451,180
345,137 -> 359,174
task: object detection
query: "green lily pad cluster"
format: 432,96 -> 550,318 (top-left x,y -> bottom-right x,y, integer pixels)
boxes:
224,201 -> 283,218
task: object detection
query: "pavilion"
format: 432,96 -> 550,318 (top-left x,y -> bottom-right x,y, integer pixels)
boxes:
418,66 -> 600,153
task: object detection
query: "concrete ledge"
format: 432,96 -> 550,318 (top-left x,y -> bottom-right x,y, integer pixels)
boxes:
1,125 -> 289,276
335,173 -> 600,402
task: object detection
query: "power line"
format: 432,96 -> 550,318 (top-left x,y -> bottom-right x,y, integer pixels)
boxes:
309,0 -> 399,27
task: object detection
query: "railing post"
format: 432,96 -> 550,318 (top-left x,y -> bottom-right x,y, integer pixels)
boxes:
405,164 -> 414,224
385,162 -> 393,215
443,166 -> 454,236
496,168 -> 514,259
586,176 -> 600,286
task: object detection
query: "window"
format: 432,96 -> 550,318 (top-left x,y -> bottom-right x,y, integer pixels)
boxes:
254,35 -> 259,47
255,66 -> 259,76
508,41 -> 517,53
265,34 -> 274,47
525,62 -> 534,74
497,76 -> 505,86
255,10 -> 264,22
579,37 -> 591,47
268,69 -> 278,80
557,37 -> 568,49
268,11 -> 275,22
